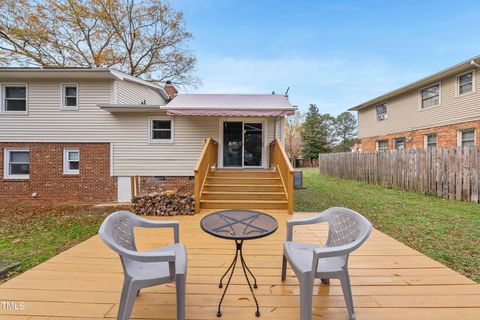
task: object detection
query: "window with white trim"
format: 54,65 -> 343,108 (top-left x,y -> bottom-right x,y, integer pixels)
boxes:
421,84 -> 440,108
459,129 -> 475,148
3,85 -> 27,112
62,84 -> 78,109
394,137 -> 405,150
4,149 -> 30,179
376,140 -> 388,151
424,134 -> 437,149
458,71 -> 474,95
150,117 -> 173,143
63,148 -> 80,174
376,104 -> 387,121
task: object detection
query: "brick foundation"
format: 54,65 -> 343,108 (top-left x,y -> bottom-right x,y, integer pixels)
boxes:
140,176 -> 194,194
360,120 -> 480,152
0,142 -> 116,204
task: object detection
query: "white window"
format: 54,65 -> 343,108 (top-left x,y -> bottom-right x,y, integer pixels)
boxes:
61,84 -> 78,109
394,137 -> 405,150
4,149 -> 30,179
2,84 -> 27,113
457,70 -> 474,96
421,83 -> 440,109
376,140 -> 388,151
459,129 -> 475,148
376,104 -> 387,121
424,134 -> 437,149
150,117 -> 174,143
63,148 -> 80,174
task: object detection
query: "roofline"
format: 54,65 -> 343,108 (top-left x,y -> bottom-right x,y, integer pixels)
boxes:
0,67 -> 170,100
109,69 -> 170,100
0,67 -> 111,72
349,55 -> 480,111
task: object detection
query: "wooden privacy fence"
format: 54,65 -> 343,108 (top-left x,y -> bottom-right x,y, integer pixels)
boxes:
318,146 -> 479,203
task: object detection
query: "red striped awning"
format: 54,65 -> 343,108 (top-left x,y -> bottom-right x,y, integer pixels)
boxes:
165,108 -> 295,116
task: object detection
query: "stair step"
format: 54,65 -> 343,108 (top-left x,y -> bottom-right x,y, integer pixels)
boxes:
200,199 -> 288,210
206,177 -> 281,184
208,170 -> 278,178
202,191 -> 286,200
203,184 -> 284,192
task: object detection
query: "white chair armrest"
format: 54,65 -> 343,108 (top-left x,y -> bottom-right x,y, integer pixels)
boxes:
124,249 -> 176,263
135,217 -> 180,243
286,213 -> 329,241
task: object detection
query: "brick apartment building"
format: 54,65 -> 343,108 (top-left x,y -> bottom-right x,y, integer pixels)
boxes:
350,56 -> 480,152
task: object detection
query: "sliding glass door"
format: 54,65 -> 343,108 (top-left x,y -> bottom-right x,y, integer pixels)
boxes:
223,121 -> 263,167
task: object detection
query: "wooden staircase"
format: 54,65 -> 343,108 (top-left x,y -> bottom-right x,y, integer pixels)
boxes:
199,169 -> 288,210
194,138 -> 294,214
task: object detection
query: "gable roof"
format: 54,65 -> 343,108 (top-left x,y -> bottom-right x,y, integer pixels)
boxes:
0,67 -> 170,100
349,55 -> 480,111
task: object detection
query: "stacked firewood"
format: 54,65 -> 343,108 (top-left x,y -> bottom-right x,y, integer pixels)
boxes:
131,191 -> 195,216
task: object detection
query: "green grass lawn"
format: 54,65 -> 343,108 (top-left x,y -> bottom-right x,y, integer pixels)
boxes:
0,205 -> 129,282
295,168 -> 480,283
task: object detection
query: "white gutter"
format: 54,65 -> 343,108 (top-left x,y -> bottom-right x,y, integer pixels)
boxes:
471,60 -> 480,68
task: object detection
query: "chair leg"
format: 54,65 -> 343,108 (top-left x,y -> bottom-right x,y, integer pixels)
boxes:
176,274 -> 186,320
281,255 -> 287,281
117,277 -> 138,320
299,275 -> 313,320
339,269 -> 355,320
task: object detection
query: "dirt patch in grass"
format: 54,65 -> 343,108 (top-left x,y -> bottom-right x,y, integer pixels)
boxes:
0,204 -> 132,282
295,168 -> 480,283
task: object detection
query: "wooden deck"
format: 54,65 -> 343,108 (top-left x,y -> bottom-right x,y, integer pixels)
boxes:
1,210 -> 480,319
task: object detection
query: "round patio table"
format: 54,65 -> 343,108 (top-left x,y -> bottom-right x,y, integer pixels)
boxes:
200,210 -> 278,317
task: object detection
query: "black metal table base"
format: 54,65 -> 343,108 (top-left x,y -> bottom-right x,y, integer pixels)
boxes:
217,240 -> 260,317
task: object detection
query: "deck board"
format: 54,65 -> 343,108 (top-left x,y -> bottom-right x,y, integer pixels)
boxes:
1,210 -> 479,319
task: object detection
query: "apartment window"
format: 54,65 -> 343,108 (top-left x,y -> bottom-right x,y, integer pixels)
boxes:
3,84 -> 27,112
376,140 -> 388,151
4,149 -> 30,179
63,148 -> 80,174
394,137 -> 405,150
458,71 -> 474,95
421,83 -> 440,108
424,134 -> 437,149
62,84 -> 78,109
150,117 -> 174,143
376,104 -> 387,121
459,129 -> 475,148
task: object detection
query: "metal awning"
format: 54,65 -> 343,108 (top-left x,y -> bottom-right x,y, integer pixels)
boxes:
165,108 -> 295,116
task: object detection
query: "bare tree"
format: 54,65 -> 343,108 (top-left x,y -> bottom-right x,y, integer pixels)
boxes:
0,0 -> 198,86
285,111 -> 303,167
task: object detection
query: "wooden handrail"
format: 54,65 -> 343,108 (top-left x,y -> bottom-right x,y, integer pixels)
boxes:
269,138 -> 294,214
194,138 -> 218,213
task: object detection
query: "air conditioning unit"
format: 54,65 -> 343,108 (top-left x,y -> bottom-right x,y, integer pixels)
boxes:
377,114 -> 387,121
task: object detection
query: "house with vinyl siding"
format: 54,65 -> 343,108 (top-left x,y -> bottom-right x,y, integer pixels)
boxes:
350,56 -> 480,152
0,68 -> 295,211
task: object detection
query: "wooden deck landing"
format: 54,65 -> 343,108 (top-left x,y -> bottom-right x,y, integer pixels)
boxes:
1,210 -> 480,319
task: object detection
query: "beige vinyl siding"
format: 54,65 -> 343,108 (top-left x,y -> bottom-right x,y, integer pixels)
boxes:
115,80 -> 165,105
0,78 -> 282,176
0,80 -> 115,141
115,116 -> 278,176
358,67 -> 480,138
113,114 -> 219,176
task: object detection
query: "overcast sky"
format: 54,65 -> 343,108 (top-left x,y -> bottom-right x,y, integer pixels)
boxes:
171,0 -> 480,115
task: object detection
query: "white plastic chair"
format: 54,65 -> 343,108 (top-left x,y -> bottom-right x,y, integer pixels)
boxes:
281,207 -> 372,320
99,211 -> 187,320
